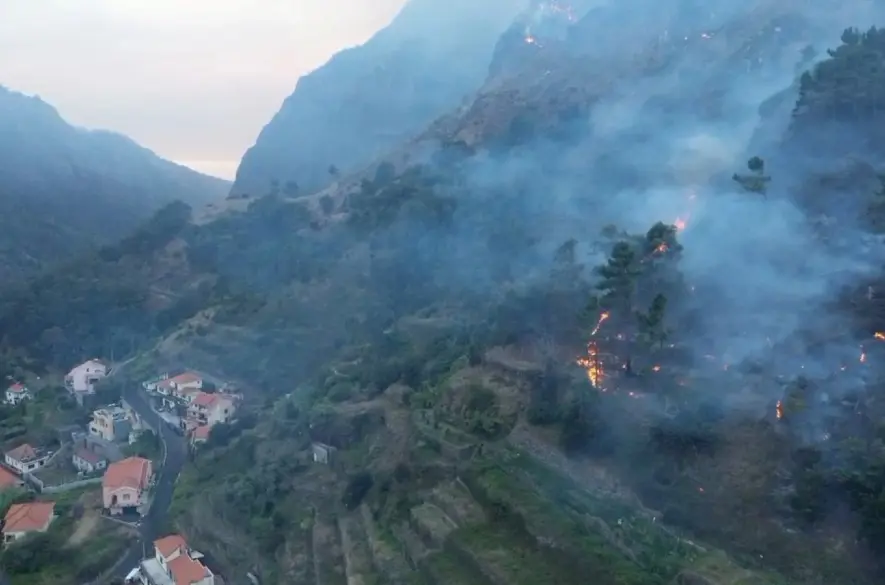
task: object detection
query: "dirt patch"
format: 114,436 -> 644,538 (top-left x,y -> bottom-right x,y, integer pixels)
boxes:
66,490 -> 104,546
67,511 -> 99,545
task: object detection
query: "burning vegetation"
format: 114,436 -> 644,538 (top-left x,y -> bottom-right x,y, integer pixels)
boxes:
523,0 -> 578,45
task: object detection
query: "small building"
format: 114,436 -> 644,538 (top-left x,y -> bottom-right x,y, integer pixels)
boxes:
4,443 -> 50,474
2,502 -> 55,543
73,446 -> 108,474
4,383 -> 30,405
311,442 -> 336,465
0,466 -> 24,491
189,424 -> 211,447
103,456 -> 153,516
155,372 -> 203,408
89,404 -> 133,442
139,534 -> 215,585
141,373 -> 170,392
188,392 -> 236,427
64,359 -> 109,396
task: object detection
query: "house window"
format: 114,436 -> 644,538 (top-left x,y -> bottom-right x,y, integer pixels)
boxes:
122,493 -> 130,501
27,463 -> 35,470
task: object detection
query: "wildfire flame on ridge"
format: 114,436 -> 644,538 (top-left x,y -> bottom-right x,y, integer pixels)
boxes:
576,311 -> 609,388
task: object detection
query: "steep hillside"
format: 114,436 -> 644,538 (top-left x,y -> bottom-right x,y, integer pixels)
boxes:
0,86 -> 229,281
229,0 -> 526,197
7,2 -> 885,585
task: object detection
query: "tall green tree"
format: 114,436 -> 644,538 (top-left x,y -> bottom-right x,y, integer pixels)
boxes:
594,241 -> 640,314
637,293 -> 669,349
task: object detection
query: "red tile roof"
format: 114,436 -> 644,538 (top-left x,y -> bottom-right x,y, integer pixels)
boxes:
6,383 -> 26,393
171,372 -> 201,385
167,553 -> 210,585
6,444 -> 37,463
192,425 -> 211,440
191,392 -> 215,407
154,534 -> 187,558
3,502 -> 54,533
0,467 -> 22,488
103,456 -> 151,491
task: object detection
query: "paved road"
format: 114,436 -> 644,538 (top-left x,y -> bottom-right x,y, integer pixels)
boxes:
108,385 -> 187,580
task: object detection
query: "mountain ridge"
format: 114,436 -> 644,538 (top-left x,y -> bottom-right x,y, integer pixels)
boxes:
0,85 -> 229,281
5,2 -> 885,584
229,0 -> 528,198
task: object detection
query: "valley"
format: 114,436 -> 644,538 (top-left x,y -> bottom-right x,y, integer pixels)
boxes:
4,1 -> 885,584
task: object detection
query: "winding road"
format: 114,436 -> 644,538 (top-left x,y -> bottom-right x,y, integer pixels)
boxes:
109,385 -> 187,580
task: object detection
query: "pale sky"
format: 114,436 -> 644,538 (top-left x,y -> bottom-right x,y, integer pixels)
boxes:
0,0 -> 408,179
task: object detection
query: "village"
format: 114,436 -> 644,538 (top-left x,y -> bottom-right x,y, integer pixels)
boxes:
0,359 -> 241,585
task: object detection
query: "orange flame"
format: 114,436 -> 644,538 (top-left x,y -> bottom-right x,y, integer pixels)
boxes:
875,332 -> 885,340
775,400 -> 783,420
591,311 -> 610,336
577,311 -> 610,388
576,341 -> 603,387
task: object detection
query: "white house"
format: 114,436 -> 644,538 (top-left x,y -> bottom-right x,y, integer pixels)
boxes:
4,443 -> 50,474
65,359 -> 109,396
72,447 -> 108,474
4,383 -> 30,405
138,534 -> 214,585
188,392 -> 236,426
154,372 -> 203,407
141,373 -> 169,391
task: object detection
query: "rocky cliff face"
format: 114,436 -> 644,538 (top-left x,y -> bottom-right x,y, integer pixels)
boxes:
229,0 -> 527,198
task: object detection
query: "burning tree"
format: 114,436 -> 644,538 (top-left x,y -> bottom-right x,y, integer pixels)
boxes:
577,221 -> 685,389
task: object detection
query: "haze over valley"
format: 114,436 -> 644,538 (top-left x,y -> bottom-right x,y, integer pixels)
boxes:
4,1 -> 885,585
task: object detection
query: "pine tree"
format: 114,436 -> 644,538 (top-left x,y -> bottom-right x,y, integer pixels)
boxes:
637,293 -> 669,349
595,241 -> 640,313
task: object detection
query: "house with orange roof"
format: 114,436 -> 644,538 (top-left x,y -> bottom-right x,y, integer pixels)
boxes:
189,424 -> 211,447
153,372 -> 204,408
4,382 -> 30,405
169,372 -> 203,397
187,392 -> 236,427
102,456 -> 153,515
138,534 -> 215,585
0,466 -> 23,491
4,443 -> 51,474
2,501 -> 55,543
